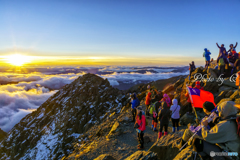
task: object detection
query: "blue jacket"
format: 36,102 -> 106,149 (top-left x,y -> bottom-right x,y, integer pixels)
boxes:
131,94 -> 140,109
203,48 -> 211,61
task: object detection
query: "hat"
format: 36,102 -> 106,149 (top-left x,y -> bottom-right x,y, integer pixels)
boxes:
203,101 -> 215,112
195,81 -> 200,85
137,106 -> 143,111
147,85 -> 151,89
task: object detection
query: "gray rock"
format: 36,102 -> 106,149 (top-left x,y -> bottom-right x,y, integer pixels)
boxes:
222,79 -> 238,89
217,98 -> 232,106
144,136 -> 151,144
149,131 -> 184,160
124,151 -> 157,160
174,147 -> 201,160
180,113 -> 195,126
230,90 -> 240,100
214,90 -> 229,104
207,68 -> 218,79
218,86 -> 233,92
94,154 -> 115,160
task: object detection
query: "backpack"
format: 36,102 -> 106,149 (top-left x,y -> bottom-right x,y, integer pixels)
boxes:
149,102 -> 157,114
218,58 -> 225,66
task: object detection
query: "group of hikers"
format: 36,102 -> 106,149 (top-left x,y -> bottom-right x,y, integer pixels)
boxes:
130,85 -> 240,159
130,84 -> 181,150
190,42 -> 240,77
130,47 -> 240,158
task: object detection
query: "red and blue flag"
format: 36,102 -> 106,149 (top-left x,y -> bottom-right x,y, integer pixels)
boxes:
188,87 -> 216,108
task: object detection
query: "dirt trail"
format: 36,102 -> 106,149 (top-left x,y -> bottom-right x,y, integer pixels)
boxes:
80,103 -> 187,160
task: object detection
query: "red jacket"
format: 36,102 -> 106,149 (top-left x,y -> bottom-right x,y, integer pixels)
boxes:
136,114 -> 146,131
145,92 -> 151,105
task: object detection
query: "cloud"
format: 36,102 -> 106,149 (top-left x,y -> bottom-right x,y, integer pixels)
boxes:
0,86 -> 57,132
0,66 -> 188,132
101,70 -> 189,85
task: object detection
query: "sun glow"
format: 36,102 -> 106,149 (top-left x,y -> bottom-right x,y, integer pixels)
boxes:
6,54 -> 32,66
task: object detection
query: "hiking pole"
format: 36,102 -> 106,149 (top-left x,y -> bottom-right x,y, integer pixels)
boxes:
186,85 -> 199,124
179,111 -> 217,151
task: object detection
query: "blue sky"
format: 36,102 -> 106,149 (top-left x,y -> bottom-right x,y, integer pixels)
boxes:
0,0 -> 240,65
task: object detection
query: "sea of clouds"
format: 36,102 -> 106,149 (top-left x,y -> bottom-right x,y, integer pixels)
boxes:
0,66 -> 188,132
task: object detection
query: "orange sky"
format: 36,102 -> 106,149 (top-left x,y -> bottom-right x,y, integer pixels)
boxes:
0,54 -> 204,67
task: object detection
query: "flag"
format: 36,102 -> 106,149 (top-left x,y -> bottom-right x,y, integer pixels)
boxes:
188,87 -> 216,108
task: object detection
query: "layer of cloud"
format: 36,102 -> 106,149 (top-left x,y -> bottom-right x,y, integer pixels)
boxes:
0,66 -> 188,132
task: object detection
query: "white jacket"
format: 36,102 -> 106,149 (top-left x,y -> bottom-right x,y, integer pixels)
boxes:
170,99 -> 180,119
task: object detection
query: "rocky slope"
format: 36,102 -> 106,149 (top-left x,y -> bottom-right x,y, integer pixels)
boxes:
0,63 -> 240,160
0,129 -> 7,142
0,74 -> 127,160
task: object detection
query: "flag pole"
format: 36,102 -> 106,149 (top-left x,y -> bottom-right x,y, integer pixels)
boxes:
186,84 -> 199,122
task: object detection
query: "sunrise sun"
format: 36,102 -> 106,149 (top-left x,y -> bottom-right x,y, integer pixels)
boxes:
6,54 -> 32,66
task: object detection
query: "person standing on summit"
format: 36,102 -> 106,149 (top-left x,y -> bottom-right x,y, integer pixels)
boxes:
130,93 -> 140,122
227,42 -> 238,54
203,48 -> 211,69
216,43 -> 227,56
145,85 -> 152,116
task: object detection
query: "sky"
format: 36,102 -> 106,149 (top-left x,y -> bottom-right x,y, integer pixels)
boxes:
0,0 -> 240,66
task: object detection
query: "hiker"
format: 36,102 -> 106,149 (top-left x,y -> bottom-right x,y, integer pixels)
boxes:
228,52 -> 237,75
191,101 -> 240,159
134,106 -> 146,150
217,52 -> 228,76
161,93 -> 171,107
177,101 -> 217,150
150,100 -> 161,131
158,102 -> 171,139
234,53 -> 240,72
216,43 -> 227,56
130,93 -> 140,122
170,99 -> 180,133
195,81 -> 204,90
203,48 -> 211,69
227,42 -> 238,54
189,61 -> 196,80
145,91 -> 152,116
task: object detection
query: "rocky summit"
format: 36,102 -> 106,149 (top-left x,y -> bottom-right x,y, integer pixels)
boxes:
0,74 -> 126,160
0,63 -> 240,160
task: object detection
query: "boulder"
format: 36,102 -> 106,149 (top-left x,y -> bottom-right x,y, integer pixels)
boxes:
174,147 -> 201,160
214,90 -> 229,104
107,121 -> 123,138
94,154 -> 115,160
222,79 -> 238,89
207,68 -> 218,79
173,77 -> 185,89
203,81 -> 219,93
124,151 -> 157,160
179,102 -> 189,117
149,131 -> 184,160
230,90 -> 240,101
225,90 -> 234,98
217,98 -> 232,106
144,136 -> 151,144
218,86 -> 233,92
180,113 -> 195,126
163,85 -> 175,94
